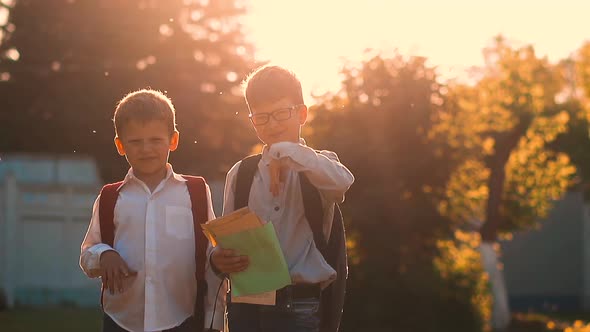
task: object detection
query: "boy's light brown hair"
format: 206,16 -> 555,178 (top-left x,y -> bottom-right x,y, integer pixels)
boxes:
242,65 -> 304,111
113,89 -> 177,137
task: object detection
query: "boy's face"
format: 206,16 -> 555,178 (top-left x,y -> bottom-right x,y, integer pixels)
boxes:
114,119 -> 178,180
249,97 -> 307,146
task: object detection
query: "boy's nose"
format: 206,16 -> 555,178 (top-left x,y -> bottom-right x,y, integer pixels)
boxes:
139,141 -> 154,151
266,116 -> 280,128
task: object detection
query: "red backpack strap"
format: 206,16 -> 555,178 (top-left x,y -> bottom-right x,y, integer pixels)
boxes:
98,182 -> 122,247
182,175 -> 209,281
182,175 -> 209,332
97,181 -> 123,306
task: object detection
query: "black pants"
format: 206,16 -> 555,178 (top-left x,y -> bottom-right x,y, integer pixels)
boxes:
102,313 -> 196,332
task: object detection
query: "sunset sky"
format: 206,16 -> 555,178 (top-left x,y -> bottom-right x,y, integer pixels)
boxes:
244,0 -> 590,102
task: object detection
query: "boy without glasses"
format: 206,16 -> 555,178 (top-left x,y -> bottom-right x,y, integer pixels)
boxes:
80,89 -> 224,332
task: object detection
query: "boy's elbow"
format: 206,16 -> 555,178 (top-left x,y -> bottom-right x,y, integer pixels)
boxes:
79,263 -> 100,279
344,172 -> 355,188
334,173 -> 354,203
79,251 -> 100,278
327,188 -> 348,204
336,171 -> 354,193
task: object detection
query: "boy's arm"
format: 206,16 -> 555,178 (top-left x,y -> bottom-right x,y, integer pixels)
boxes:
268,142 -> 354,202
204,182 -> 227,331
79,195 -> 116,278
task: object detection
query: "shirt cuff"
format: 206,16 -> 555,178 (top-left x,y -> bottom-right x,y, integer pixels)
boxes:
90,243 -> 115,256
268,141 -> 300,159
89,244 -> 115,268
208,247 -> 226,278
268,142 -> 318,171
81,244 -> 115,276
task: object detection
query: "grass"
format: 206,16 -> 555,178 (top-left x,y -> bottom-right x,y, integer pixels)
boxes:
2,308 -> 590,332
0,307 -> 102,332
510,312 -> 590,332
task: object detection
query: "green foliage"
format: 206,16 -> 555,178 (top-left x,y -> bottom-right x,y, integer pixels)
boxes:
435,231 -> 492,332
0,0 -> 258,181
434,37 -> 575,235
309,41 -> 580,330
550,100 -> 590,197
309,52 -> 489,331
575,42 -> 590,116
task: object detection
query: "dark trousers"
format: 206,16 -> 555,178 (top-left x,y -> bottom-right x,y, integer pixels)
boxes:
227,285 -> 321,332
102,313 -> 196,332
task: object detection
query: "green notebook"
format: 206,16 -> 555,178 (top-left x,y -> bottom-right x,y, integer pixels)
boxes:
217,222 -> 291,297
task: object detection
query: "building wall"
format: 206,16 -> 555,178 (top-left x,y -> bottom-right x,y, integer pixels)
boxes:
0,155 -> 102,307
501,192 -> 584,311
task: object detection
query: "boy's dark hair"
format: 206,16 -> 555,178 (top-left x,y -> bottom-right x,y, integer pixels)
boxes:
242,65 -> 304,111
113,89 -> 177,137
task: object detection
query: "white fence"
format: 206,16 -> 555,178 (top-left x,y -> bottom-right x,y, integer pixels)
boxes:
0,155 -> 101,307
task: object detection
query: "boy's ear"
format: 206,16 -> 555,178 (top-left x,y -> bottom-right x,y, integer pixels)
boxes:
298,104 -> 308,125
169,131 -> 180,152
114,137 -> 126,156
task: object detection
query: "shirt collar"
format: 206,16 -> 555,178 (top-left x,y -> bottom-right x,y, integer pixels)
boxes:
117,163 -> 185,191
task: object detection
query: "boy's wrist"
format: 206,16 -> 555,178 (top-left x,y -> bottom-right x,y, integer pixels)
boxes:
90,243 -> 116,258
209,247 -> 225,277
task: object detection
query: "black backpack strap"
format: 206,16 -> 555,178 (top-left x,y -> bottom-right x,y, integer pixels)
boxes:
234,154 -> 262,210
299,174 -> 328,253
321,204 -> 347,332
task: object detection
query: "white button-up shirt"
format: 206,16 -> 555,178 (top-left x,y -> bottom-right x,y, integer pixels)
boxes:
80,165 -> 224,332
219,140 -> 354,290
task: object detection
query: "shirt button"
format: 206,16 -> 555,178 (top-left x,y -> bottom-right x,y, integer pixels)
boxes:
274,206 -> 280,211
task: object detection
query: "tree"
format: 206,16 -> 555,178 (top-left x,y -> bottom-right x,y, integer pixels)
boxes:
308,52 -> 489,331
433,36 -> 576,329
575,42 -> 590,113
0,0 -> 258,181
551,42 -> 590,195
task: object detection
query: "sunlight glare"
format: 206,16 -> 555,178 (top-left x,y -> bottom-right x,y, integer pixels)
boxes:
0,6 -> 9,26
244,0 -> 590,103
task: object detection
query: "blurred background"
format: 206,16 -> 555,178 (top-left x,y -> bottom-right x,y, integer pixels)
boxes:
1,0 -> 590,331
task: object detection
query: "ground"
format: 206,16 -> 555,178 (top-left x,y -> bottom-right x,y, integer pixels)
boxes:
1,308 -> 590,331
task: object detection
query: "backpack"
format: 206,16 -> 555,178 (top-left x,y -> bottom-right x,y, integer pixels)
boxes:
98,175 -> 209,332
235,154 -> 348,332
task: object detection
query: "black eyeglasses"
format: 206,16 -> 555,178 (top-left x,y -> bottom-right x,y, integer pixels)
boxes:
249,104 -> 303,126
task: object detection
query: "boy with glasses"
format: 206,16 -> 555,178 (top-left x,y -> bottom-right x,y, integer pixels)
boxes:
210,65 -> 355,332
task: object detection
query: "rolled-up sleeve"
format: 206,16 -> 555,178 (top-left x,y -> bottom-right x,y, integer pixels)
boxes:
268,142 -> 354,203
79,195 -> 115,278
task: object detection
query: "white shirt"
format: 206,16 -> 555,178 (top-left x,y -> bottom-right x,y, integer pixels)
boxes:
220,140 -> 354,289
79,165 -> 224,332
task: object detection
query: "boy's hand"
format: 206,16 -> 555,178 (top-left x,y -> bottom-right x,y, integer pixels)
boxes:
269,157 -> 287,197
211,247 -> 249,274
100,250 -> 137,294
